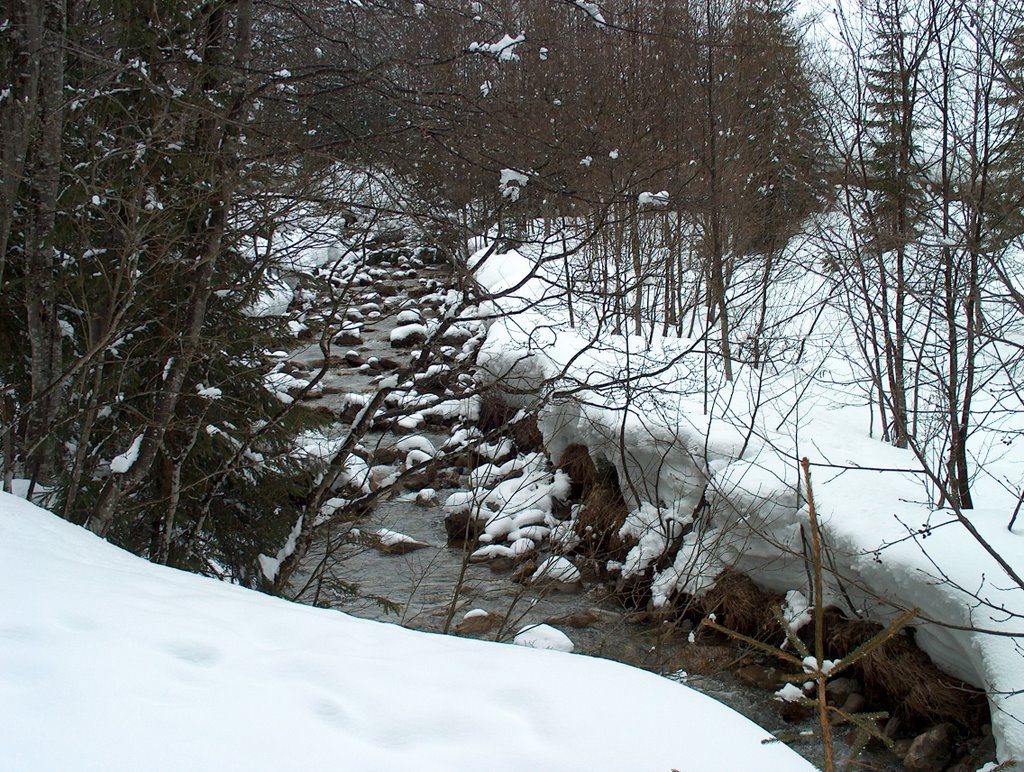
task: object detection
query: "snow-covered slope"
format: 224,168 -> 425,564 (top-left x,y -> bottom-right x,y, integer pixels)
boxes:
0,492 -> 811,771
472,239 -> 1024,764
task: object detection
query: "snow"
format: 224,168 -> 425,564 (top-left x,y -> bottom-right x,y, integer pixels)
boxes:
637,190 -> 669,208
468,33 -> 525,62
243,273 -> 293,317
374,527 -> 422,547
498,168 -> 529,202
195,384 -> 222,399
802,656 -> 838,676
618,501 -> 690,579
257,515 -> 302,581
531,556 -> 581,584
262,369 -> 313,402
470,233 -> 1024,764
394,434 -> 436,457
572,0 -> 608,27
775,683 -> 806,703
445,452 -> 567,548
397,413 -> 424,431
390,323 -> 428,344
0,492 -> 813,770
782,590 -> 812,637
109,434 -> 143,474
405,448 -> 433,469
513,624 -> 575,653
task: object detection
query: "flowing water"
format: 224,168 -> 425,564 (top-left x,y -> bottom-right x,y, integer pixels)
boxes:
284,250 -> 900,771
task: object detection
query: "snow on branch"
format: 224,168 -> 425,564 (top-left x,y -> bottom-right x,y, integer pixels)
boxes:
468,33 -> 526,62
499,168 -> 529,202
109,435 -> 144,475
638,190 -> 669,208
572,1 -> 607,28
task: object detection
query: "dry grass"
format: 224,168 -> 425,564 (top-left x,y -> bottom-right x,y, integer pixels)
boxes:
698,569 -> 784,642
576,483 -> 629,556
557,443 -> 597,500
827,618 -> 988,733
477,394 -> 514,434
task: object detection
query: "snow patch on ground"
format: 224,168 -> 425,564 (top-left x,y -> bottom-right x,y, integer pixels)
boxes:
0,492 -> 813,770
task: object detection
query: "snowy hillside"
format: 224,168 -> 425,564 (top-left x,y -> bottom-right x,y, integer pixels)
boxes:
472,236 -> 1024,764
0,492 -> 812,771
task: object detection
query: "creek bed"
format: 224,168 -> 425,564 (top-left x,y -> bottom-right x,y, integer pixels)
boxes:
284,249 -> 901,771
289,481 -> 898,771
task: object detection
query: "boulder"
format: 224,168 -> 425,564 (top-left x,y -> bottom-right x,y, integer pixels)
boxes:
513,624 -> 574,653
444,510 -> 481,545
453,610 -> 496,637
510,558 -> 538,584
371,528 -> 430,555
947,726 -> 997,772
840,692 -> 866,715
529,556 -> 583,592
735,664 -> 785,691
390,323 -> 428,348
825,677 -> 861,708
777,697 -> 815,723
333,328 -> 362,345
414,488 -> 439,507
903,723 -> 955,772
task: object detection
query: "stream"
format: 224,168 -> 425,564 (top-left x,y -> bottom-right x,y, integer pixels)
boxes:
283,244 -> 900,771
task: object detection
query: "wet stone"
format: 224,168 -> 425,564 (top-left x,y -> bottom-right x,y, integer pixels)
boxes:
903,723 -> 955,772
444,510 -> 482,545
840,692 -> 867,715
825,676 -> 861,708
777,696 -> 815,723
735,664 -> 785,691
454,612 -> 497,637
544,610 -> 600,629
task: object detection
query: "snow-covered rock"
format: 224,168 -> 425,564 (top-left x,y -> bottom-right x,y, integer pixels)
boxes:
530,556 -> 582,586
513,624 -> 574,653
390,323 -> 428,347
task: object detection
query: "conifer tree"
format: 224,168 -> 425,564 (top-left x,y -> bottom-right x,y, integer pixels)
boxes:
857,0 -> 931,449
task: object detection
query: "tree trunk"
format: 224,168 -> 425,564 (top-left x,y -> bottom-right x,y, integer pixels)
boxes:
22,0 -> 66,485
0,0 -> 43,288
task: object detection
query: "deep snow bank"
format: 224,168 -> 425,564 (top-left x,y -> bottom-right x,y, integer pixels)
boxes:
472,240 -> 1024,763
0,492 -> 811,771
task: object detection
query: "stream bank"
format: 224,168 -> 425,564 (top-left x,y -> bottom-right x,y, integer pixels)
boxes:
280,238 -> 994,772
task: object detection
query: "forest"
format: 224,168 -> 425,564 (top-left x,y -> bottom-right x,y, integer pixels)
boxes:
2,0 -> 1024,769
